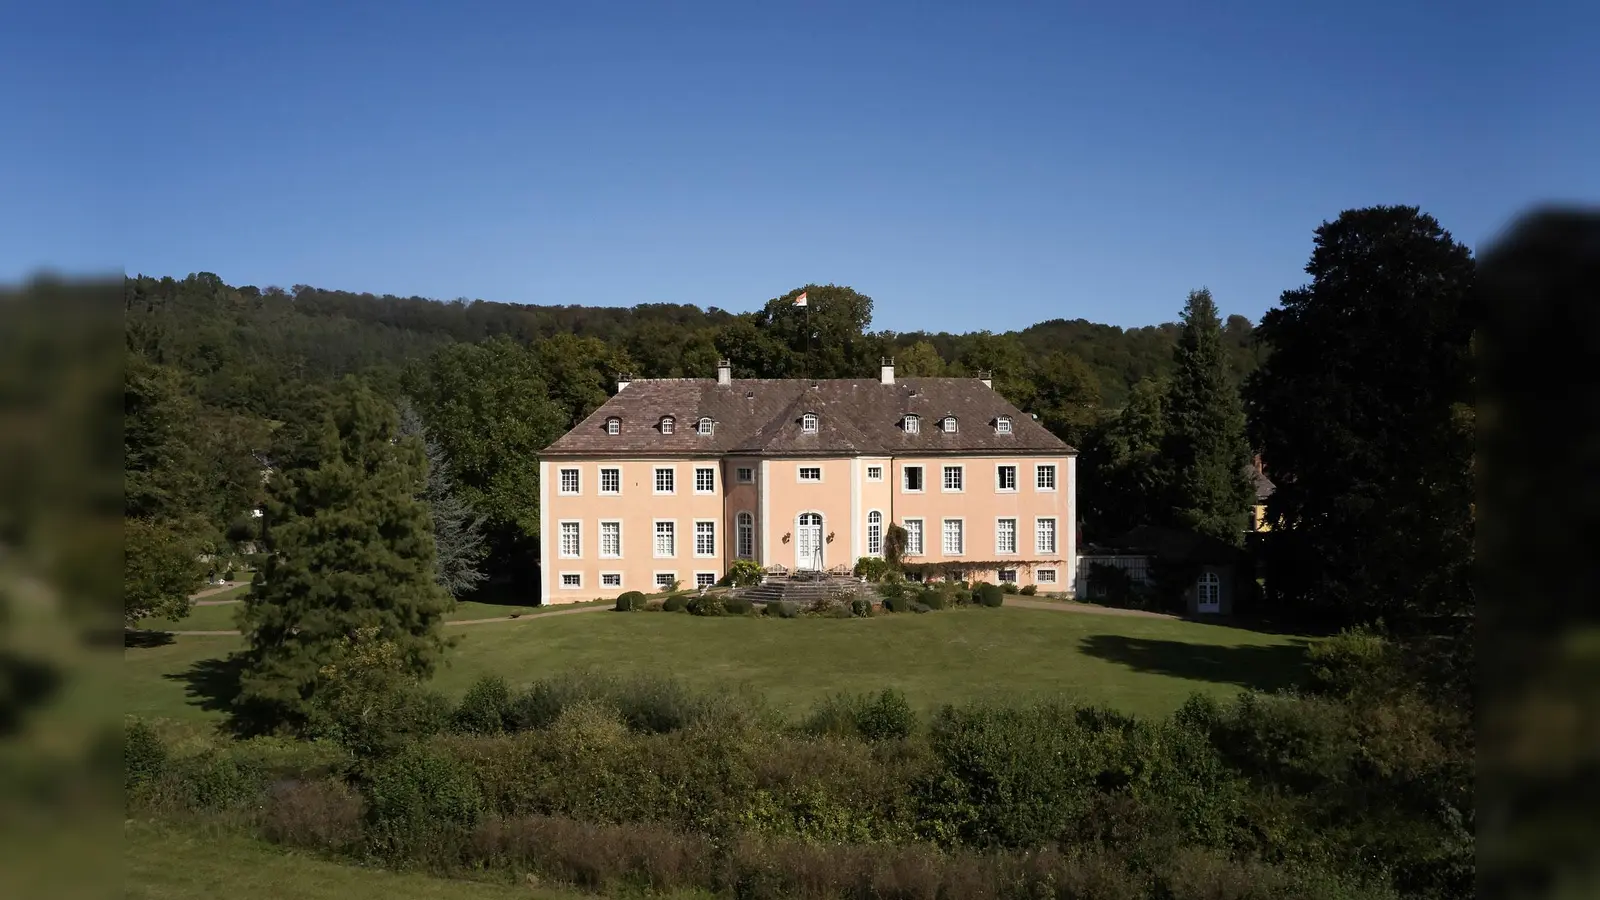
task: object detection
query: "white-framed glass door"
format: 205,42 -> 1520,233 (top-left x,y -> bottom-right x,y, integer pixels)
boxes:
795,512 -> 824,571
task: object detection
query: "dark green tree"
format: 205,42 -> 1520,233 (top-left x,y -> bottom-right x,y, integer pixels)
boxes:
397,398 -> 487,598
893,340 -> 946,376
1031,351 -> 1102,446
532,333 -> 635,429
1246,206 -> 1475,623
756,285 -> 880,379
1159,289 -> 1255,545
236,379 -> 451,730
1079,376 -> 1167,540
123,517 -> 204,626
955,332 -> 1036,409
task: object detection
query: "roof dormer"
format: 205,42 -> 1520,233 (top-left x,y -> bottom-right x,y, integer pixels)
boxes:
659,415 -> 676,435
940,415 -> 958,434
902,414 -> 921,434
696,417 -> 714,436
995,416 -> 1012,435
605,416 -> 621,435
801,412 -> 819,435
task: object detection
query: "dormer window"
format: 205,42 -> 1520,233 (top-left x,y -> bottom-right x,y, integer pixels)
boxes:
801,413 -> 819,435
606,417 -> 621,435
903,414 -> 920,434
696,417 -> 714,436
660,416 -> 676,435
940,416 -> 958,434
995,416 -> 1012,435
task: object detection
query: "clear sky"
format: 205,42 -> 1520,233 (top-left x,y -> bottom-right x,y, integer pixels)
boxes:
3,1 -> 1594,331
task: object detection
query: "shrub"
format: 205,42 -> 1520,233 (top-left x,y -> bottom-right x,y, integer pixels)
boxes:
1001,582 -> 1019,594
615,590 -> 648,612
153,749 -> 270,814
454,675 -> 514,735
724,558 -> 764,587
910,601 -> 931,613
723,596 -> 754,615
1306,623 -> 1402,701
263,777 -> 364,851
920,589 -> 947,610
954,587 -> 973,605
363,742 -> 485,862
773,601 -> 800,619
883,593 -> 910,613
803,689 -> 916,742
1020,584 -> 1038,596
662,594 -> 689,613
222,567 -> 237,582
853,556 -> 892,582
687,594 -> 725,617
976,583 -> 1005,607
850,597 -> 874,618
306,628 -> 449,759
125,719 -> 166,790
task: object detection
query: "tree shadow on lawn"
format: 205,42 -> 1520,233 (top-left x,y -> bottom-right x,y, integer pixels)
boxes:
1078,633 -> 1312,694
163,654 -> 247,719
124,630 -> 176,648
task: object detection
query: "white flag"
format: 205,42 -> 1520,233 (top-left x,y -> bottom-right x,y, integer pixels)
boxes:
793,291 -> 808,307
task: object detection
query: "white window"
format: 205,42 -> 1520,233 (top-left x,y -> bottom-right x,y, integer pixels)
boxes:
801,413 -> 819,434
942,465 -> 963,492
600,521 -> 621,558
903,466 -> 924,492
654,521 -> 675,557
655,572 -> 677,590
1036,464 -> 1057,491
695,521 -> 716,557
695,467 -> 715,493
1037,568 -> 1057,584
996,465 -> 1017,492
1036,517 -> 1057,554
996,518 -> 1017,554
558,468 -> 580,494
947,570 -> 966,583
560,572 -> 582,589
903,415 -> 920,434
866,511 -> 883,556
696,417 -> 714,435
696,572 -> 717,588
798,466 -> 822,482
998,568 -> 1018,584
654,467 -> 674,494
866,465 -> 883,481
601,572 -> 622,588
559,521 -> 580,558
606,417 -> 620,435
736,511 -> 754,558
660,416 -> 675,434
941,416 -> 958,433
942,519 -> 963,555
996,417 -> 1012,435
1198,572 -> 1221,608
736,467 -> 754,483
903,519 -> 924,556
599,467 -> 621,494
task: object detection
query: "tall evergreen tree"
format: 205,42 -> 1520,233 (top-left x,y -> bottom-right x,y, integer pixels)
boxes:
1159,289 -> 1255,545
396,398 -> 487,598
1246,206 -> 1475,624
236,379 -> 450,731
1079,376 -> 1166,540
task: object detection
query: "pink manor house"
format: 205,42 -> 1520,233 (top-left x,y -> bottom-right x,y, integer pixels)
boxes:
537,359 -> 1077,602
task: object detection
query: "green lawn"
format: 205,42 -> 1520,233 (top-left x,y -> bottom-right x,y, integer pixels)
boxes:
136,597 -> 608,632
126,606 -> 1312,723
125,821 -> 694,899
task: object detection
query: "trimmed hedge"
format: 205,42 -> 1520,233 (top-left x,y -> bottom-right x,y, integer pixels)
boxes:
615,591 -> 648,612
662,594 -> 689,612
723,596 -> 754,615
976,583 -> 1005,607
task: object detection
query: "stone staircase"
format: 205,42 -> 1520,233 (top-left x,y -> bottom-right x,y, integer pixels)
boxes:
735,570 -> 873,607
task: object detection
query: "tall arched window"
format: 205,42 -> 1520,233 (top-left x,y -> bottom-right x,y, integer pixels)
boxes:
866,510 -> 883,556
736,511 -> 754,558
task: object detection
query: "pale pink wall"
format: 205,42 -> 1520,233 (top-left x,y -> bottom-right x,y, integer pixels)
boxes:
762,458 -> 854,572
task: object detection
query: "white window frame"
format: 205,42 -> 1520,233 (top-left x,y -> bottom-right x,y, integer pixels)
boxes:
902,518 -> 924,556
996,517 -> 1018,555
797,466 -> 823,483
653,571 -> 678,591
996,417 -> 1012,435
559,571 -> 584,590
998,568 -> 1018,584
599,519 -> 622,559
903,415 -> 920,434
694,571 -> 718,589
866,510 -> 883,556
558,467 -> 580,495
1036,517 -> 1058,554
558,520 -> 581,559
660,416 -> 675,435
1036,568 -> 1057,584
695,467 -> 716,494
801,413 -> 819,434
996,464 -> 1017,493
696,417 -> 714,435
599,467 -> 621,495
942,465 -> 964,493
736,466 -> 754,484
653,519 -> 676,558
605,417 -> 620,435
1198,571 -> 1221,608
866,465 -> 884,481
736,511 -> 755,558
941,518 -> 964,556
600,571 -> 623,589
693,519 -> 717,558
903,465 -> 924,493
941,416 -> 958,434
654,466 -> 675,495
1036,464 -> 1057,492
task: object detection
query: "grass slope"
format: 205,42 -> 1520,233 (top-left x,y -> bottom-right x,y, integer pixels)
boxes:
127,606 -> 1310,724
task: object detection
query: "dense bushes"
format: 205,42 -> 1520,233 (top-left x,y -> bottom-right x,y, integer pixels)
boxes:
802,689 -> 917,742
723,558 -> 764,587
976,582 -> 1005,607
661,593 -> 688,612
687,594 -> 725,616
722,596 -> 754,615
852,556 -> 892,582
614,590 -> 648,611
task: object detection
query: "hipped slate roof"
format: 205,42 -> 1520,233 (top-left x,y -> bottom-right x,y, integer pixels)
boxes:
540,377 -> 1074,458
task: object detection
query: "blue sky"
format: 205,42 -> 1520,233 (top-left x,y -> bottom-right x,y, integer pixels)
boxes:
3,1 -> 1594,331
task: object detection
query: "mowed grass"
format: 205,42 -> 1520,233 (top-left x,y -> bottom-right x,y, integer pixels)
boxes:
126,606 -> 1312,724
125,821 -> 685,900
136,597 -> 604,632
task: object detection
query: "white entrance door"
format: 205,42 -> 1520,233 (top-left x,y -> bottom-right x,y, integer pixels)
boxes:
796,513 -> 824,571
1196,571 -> 1221,614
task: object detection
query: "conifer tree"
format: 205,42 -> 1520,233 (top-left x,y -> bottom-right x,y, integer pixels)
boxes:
396,398 -> 487,598
236,379 -> 450,730
1159,289 -> 1255,545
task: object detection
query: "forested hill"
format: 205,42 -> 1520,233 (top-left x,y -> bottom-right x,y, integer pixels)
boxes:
125,272 -> 1260,413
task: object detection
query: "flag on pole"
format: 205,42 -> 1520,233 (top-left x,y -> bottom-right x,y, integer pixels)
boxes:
793,291 -> 808,308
